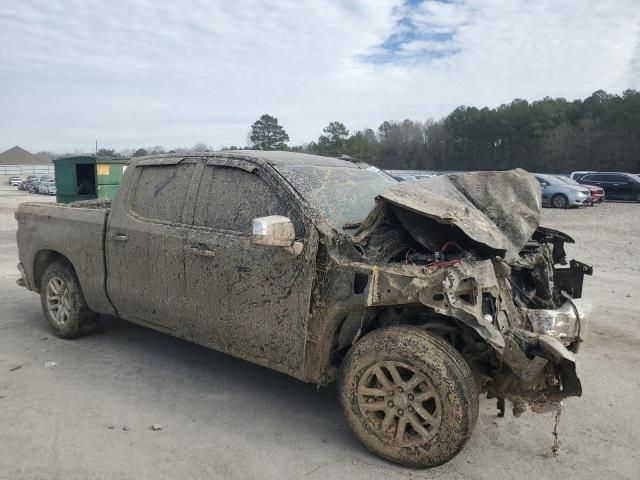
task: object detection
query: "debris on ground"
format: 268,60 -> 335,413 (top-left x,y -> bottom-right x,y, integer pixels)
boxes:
552,410 -> 562,456
107,424 -> 115,430
44,361 -> 57,368
151,424 -> 163,431
8,364 -> 22,371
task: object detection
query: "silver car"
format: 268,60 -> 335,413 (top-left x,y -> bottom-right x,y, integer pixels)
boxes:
39,180 -> 56,195
534,173 -> 591,208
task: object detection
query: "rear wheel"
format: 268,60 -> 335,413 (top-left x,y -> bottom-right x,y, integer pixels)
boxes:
40,261 -> 98,338
551,193 -> 569,208
338,326 -> 478,468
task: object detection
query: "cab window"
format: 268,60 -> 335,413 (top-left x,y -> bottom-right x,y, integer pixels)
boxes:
192,166 -> 299,234
131,164 -> 196,223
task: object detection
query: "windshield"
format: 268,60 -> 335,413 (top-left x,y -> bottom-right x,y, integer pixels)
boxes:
555,175 -> 580,186
274,164 -> 397,231
537,174 -> 565,186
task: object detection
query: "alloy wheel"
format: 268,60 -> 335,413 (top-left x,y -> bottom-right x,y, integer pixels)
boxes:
357,361 -> 442,447
46,276 -> 71,326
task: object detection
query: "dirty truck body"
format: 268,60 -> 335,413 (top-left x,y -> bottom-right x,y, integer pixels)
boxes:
16,151 -> 592,468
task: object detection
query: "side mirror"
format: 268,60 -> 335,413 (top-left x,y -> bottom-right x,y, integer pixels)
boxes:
251,216 -> 295,247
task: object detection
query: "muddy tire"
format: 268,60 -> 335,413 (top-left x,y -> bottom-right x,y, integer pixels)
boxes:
39,261 -> 98,338
338,326 -> 478,468
551,193 -> 569,208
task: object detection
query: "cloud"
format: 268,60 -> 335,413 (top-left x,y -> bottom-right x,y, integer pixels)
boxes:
0,0 -> 638,152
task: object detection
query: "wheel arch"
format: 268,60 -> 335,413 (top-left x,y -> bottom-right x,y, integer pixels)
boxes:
32,249 -> 74,292
330,305 -> 491,379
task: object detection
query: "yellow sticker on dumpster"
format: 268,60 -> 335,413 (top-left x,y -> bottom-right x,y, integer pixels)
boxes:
97,164 -> 110,176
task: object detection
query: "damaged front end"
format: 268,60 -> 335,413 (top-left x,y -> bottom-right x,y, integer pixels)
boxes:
354,169 -> 593,415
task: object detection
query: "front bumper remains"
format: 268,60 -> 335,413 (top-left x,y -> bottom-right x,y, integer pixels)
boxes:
365,257 -> 592,413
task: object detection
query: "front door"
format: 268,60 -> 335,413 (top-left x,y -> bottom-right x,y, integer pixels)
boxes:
183,159 -> 317,373
106,158 -> 202,333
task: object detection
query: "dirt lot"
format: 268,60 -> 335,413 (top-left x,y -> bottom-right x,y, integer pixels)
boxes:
1,180 -> 639,480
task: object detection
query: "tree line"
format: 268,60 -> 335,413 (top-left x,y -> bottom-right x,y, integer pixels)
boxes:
247,90 -> 640,173
100,89 -> 639,174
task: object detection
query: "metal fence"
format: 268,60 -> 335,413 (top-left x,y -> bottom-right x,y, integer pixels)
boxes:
0,164 -> 54,175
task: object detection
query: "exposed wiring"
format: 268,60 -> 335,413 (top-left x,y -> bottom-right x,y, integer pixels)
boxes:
440,241 -> 464,256
507,276 -> 544,308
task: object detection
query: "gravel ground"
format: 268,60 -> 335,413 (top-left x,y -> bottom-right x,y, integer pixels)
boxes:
1,181 -> 639,480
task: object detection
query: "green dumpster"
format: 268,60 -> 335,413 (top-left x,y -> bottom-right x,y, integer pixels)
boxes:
53,156 -> 129,203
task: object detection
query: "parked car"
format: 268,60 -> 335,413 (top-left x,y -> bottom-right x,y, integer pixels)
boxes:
569,171 -> 595,180
16,152 -> 592,468
19,175 -> 39,190
534,173 -> 591,208
386,170 -> 436,182
39,180 -> 56,195
572,172 -> 640,202
391,174 -> 435,182
9,176 -> 22,186
555,175 -> 605,204
27,181 -> 42,194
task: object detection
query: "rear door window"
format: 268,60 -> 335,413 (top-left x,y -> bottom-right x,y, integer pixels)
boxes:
131,163 -> 196,223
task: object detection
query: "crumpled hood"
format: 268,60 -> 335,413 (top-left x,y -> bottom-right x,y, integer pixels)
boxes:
357,169 -> 541,261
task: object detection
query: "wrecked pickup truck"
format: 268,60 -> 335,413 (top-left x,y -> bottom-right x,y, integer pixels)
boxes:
15,151 -> 592,468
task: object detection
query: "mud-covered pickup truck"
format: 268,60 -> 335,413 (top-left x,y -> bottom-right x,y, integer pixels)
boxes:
16,151 -> 592,468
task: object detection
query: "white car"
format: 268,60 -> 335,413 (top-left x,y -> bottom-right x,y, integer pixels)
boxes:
39,180 -> 56,195
9,176 -> 22,186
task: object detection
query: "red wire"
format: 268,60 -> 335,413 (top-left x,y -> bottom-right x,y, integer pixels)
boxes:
440,241 -> 463,254
428,259 -> 461,269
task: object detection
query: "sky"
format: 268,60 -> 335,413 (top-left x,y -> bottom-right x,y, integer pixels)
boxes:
1,0 -> 639,153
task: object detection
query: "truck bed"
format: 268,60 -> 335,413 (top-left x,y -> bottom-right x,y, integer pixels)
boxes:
15,202 -> 114,315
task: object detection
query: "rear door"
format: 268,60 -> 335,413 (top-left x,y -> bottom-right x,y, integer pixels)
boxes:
106,157 -> 202,333
183,158 -> 318,373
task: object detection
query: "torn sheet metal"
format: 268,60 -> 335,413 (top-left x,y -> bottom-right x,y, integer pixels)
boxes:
366,260 -> 506,352
357,169 -> 541,260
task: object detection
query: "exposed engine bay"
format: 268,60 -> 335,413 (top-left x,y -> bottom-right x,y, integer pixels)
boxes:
349,169 -> 593,414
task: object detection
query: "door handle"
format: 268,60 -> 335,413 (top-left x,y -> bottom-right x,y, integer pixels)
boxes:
110,234 -> 129,242
190,246 -> 216,257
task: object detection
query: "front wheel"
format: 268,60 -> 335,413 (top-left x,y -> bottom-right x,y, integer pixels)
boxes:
338,326 -> 478,468
551,193 -> 569,208
40,261 -> 98,338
